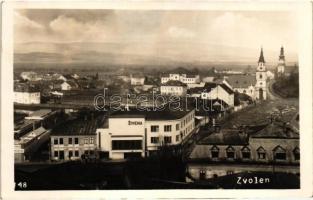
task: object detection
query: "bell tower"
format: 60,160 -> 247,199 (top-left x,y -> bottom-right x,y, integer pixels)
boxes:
255,47 -> 267,100
277,46 -> 285,77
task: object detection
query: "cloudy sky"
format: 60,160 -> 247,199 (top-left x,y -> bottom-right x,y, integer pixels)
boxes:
14,9 -> 299,64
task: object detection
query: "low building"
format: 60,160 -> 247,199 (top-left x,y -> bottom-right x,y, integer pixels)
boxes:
50,114 -> 106,161
96,108 -> 196,159
226,75 -> 256,99
160,80 -> 187,96
14,84 -> 40,104
61,82 -> 71,90
131,75 -> 145,86
200,83 -> 234,107
187,121 -> 299,180
15,127 -> 50,162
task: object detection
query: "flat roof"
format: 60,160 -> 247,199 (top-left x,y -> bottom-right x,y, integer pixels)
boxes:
25,109 -> 52,119
110,108 -> 194,121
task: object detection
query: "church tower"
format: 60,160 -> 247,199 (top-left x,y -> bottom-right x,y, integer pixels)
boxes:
255,48 -> 267,100
277,46 -> 286,77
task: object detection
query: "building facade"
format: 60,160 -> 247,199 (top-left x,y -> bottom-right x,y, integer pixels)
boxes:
187,122 -> 299,180
200,83 -> 234,107
14,84 -> 41,104
161,73 -> 200,86
96,109 -> 196,159
160,80 -> 187,96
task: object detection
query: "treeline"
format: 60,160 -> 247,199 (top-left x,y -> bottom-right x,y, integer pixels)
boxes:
273,71 -> 299,98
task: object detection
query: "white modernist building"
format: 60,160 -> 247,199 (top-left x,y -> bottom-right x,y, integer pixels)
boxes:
96,108 -> 196,159
161,73 -> 200,86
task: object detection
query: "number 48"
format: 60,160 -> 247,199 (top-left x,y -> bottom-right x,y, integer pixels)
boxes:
17,182 -> 27,188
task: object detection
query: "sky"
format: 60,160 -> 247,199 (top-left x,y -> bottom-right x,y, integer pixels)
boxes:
14,9 -> 299,63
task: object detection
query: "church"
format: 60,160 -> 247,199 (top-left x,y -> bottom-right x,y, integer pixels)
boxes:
226,48 -> 268,100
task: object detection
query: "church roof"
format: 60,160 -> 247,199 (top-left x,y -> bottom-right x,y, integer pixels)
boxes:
258,48 -> 265,63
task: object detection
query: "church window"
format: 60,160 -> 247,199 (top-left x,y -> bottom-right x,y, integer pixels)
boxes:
260,74 -> 263,79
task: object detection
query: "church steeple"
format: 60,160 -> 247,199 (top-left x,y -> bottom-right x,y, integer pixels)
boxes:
258,47 -> 265,63
279,46 -> 285,60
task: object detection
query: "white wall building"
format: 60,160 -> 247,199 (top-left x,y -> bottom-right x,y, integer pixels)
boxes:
131,75 -> 145,86
160,80 -> 187,96
61,82 -> 72,90
200,83 -> 235,107
14,84 -> 40,104
96,109 -> 196,159
161,73 -> 200,86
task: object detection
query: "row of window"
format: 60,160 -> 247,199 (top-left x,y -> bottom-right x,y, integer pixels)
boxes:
53,150 -> 95,159
53,137 -> 94,145
210,146 -> 300,161
151,136 -> 172,144
150,123 -> 194,135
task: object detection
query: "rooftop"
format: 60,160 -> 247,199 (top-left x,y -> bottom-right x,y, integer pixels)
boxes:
198,129 -> 248,145
161,80 -> 187,87
226,75 -> 256,88
25,109 -> 52,120
51,113 -> 106,136
250,122 -> 299,139
110,107 -> 194,121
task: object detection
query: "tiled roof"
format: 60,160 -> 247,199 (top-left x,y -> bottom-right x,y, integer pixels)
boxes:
14,83 -> 40,93
51,113 -> 106,136
226,75 -> 256,88
161,80 -> 187,87
198,129 -> 248,145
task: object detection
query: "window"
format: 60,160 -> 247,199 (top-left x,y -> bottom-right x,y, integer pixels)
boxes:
257,147 -> 266,160
74,137 -> 79,144
260,74 -> 263,79
151,125 -> 159,132
226,146 -> 235,159
54,151 -> 59,157
293,147 -> 300,161
151,137 -> 159,144
211,146 -> 219,159
176,124 -> 180,131
241,146 -> 251,159
227,171 -> 234,175
112,140 -> 142,150
74,150 -> 79,157
69,151 -> 73,158
164,125 -> 172,132
273,146 -> 286,160
90,137 -> 94,144
176,135 -> 180,142
54,138 -> 58,145
68,138 -> 72,144
164,136 -> 172,144
84,138 -> 89,144
59,138 -> 63,145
